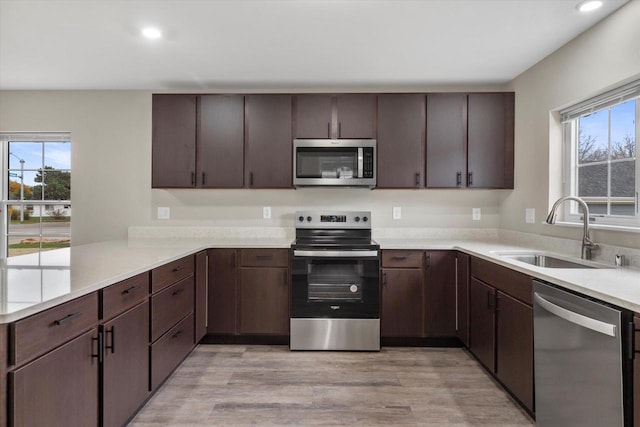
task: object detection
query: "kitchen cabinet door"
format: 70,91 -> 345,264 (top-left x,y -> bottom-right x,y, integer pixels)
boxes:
467,93 -> 514,188
195,250 -> 208,343
336,94 -> 376,139
377,94 -> 425,188
381,268 -> 424,337
426,93 -> 467,188
295,94 -> 334,138
245,95 -> 293,188
102,302 -> 150,427
10,329 -> 99,427
207,249 -> 238,335
152,94 -> 197,188
238,267 -> 289,335
468,277 -> 496,372
424,251 -> 456,337
198,95 -> 245,188
495,291 -> 533,413
455,252 -> 470,347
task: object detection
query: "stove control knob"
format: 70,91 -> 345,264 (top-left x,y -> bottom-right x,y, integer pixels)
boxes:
307,216 -> 312,222
298,216 -> 304,222
363,216 -> 369,222
350,284 -> 358,293
354,216 -> 360,222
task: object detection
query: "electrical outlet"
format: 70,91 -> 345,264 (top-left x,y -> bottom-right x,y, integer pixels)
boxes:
472,208 -> 481,221
263,206 -> 271,219
392,206 -> 402,220
525,208 -> 535,224
157,207 -> 170,220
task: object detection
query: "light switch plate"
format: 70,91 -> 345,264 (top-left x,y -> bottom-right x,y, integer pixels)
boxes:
525,208 -> 535,224
392,206 -> 402,220
263,207 -> 272,219
472,208 -> 481,221
157,207 -> 170,220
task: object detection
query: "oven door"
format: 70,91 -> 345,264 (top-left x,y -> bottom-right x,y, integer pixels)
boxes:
291,249 -> 380,319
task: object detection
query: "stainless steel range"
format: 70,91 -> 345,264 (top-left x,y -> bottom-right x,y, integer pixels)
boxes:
290,210 -> 380,351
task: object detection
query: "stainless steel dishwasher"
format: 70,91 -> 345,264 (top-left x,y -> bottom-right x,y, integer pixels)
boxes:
533,280 -> 632,426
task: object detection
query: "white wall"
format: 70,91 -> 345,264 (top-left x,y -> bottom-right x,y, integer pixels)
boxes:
504,0 -> 640,249
0,86 -> 506,245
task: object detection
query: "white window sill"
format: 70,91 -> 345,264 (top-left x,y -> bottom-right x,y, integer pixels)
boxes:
541,221 -> 640,234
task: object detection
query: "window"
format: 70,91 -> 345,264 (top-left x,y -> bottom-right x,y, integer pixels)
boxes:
561,81 -> 639,227
1,133 -> 71,261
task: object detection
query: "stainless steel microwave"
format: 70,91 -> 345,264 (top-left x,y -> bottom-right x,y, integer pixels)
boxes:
293,139 -> 376,187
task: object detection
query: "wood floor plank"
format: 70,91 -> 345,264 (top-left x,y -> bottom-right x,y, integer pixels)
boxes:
129,345 -> 533,426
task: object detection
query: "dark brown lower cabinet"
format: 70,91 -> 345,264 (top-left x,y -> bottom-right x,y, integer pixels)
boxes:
0,324 -> 7,427
207,248 -> 237,334
495,291 -> 533,412
102,301 -> 150,427
151,313 -> 195,391
9,329 -> 99,427
381,268 -> 424,337
238,267 -> 289,335
455,252 -> 470,347
468,277 -> 496,371
424,251 -> 456,337
195,250 -> 208,342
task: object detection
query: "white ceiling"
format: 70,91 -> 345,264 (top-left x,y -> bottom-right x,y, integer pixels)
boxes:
0,0 -> 630,90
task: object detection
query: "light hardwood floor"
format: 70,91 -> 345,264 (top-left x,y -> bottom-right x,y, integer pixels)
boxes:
129,345 -> 534,426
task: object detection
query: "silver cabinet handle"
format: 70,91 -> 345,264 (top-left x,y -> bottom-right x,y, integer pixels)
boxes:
534,293 -> 616,337
293,250 -> 378,258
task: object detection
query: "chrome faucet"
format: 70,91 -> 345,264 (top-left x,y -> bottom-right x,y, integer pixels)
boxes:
545,196 -> 598,260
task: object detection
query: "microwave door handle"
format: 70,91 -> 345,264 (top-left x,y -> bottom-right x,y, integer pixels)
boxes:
358,147 -> 364,178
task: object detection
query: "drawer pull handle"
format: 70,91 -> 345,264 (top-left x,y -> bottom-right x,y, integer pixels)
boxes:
391,256 -> 408,260
255,254 -> 273,259
54,312 -> 81,325
122,285 -> 139,295
106,326 -> 115,354
172,265 -> 185,273
172,330 -> 183,339
172,288 -> 184,296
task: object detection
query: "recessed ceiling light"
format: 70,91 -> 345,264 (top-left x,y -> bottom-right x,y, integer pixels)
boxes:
577,0 -> 603,12
141,27 -> 162,39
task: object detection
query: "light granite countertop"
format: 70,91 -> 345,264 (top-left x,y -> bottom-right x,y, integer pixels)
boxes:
1,235 -> 639,324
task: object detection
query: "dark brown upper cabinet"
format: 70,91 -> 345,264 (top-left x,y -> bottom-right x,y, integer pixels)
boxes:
294,94 -> 376,139
245,95 -> 293,188
377,94 -> 425,188
426,92 -> 514,189
426,93 -> 467,188
152,94 -> 197,188
198,95 -> 245,188
467,93 -> 514,189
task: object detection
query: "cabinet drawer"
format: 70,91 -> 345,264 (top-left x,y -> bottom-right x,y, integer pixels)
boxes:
102,272 -> 150,321
10,292 -> 99,367
240,249 -> 289,267
151,276 -> 194,342
150,313 -> 194,391
471,257 -> 532,305
151,255 -> 194,293
382,250 -> 423,268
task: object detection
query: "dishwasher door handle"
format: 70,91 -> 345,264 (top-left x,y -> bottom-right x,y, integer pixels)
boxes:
534,292 -> 617,337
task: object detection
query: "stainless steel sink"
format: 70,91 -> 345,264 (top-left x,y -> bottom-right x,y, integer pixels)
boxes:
494,252 -> 612,269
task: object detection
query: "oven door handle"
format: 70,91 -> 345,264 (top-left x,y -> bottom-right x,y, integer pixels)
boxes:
293,250 -> 379,258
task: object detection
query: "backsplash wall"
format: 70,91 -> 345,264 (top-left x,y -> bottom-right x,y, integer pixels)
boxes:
150,187 -> 506,229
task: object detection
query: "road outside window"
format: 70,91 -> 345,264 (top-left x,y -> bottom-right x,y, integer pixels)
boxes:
3,137 -> 71,258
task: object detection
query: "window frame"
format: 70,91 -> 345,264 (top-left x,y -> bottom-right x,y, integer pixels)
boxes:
561,84 -> 639,228
1,133 -> 72,263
